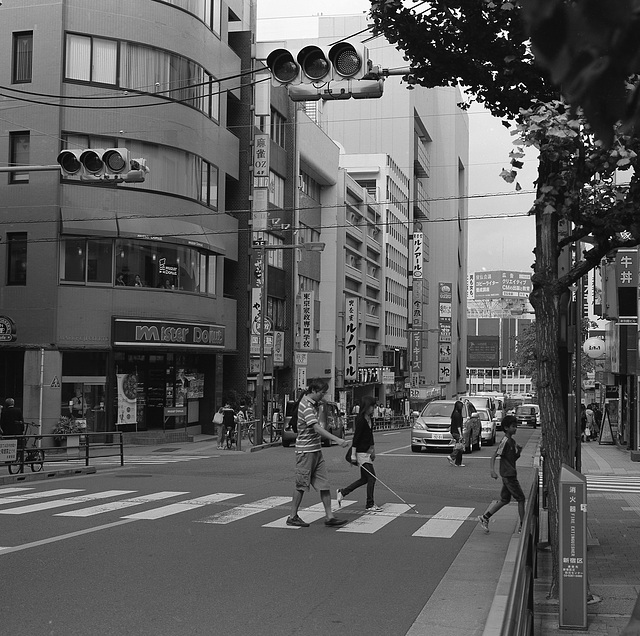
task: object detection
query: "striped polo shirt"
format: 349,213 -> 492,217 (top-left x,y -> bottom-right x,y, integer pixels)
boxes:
295,394 -> 322,453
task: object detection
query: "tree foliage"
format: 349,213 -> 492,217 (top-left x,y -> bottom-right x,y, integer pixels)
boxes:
369,0 -> 640,597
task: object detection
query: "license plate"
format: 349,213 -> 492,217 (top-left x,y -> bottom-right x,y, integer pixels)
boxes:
433,433 -> 444,440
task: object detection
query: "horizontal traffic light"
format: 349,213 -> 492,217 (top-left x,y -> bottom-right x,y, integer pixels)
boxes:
57,148 -> 149,183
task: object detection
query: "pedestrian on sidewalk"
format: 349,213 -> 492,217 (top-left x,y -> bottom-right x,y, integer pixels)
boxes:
337,395 -> 382,512
477,415 -> 525,533
221,403 -> 236,449
286,378 -> 351,528
448,400 -> 465,467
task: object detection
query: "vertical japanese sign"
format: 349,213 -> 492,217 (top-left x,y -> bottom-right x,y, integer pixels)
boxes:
412,232 -> 424,279
438,283 -> 453,384
411,331 -> 422,373
273,331 -> 284,366
344,297 -> 358,382
301,291 -> 314,350
253,133 -> 269,177
413,279 -> 423,328
559,465 -> 587,630
250,287 -> 262,355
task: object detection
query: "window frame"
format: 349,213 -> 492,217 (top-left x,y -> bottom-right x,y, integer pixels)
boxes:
12,31 -> 33,84
9,131 -> 30,184
7,232 -> 27,286
65,33 -> 119,86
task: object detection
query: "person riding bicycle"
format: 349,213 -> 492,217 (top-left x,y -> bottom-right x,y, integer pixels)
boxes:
0,398 -> 24,438
221,403 -> 236,448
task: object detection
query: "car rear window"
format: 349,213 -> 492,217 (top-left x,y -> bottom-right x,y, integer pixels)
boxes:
516,407 -> 535,415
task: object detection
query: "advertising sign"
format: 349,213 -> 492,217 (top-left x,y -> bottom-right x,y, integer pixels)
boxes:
344,297 -> 358,382
253,133 -> 269,177
413,232 -> 424,279
468,336 -> 500,367
301,291 -> 314,350
113,318 -> 225,350
473,270 -> 532,299
116,373 -> 137,426
0,316 -> 16,342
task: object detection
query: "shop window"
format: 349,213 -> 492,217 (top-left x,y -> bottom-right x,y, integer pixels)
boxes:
7,232 -> 27,286
12,32 -> 33,84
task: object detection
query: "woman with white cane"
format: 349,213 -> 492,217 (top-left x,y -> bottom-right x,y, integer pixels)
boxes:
337,395 -> 383,512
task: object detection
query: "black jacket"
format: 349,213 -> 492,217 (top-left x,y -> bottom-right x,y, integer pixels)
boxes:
0,406 -> 24,436
352,414 -> 374,452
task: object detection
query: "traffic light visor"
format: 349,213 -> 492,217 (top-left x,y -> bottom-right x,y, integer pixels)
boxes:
266,49 -> 299,84
80,150 -> 104,174
297,46 -> 330,81
57,150 -> 82,175
329,43 -> 362,78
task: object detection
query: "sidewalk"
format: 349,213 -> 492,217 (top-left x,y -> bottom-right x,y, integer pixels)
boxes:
534,440 -> 640,635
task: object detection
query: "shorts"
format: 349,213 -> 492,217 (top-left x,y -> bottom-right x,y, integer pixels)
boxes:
500,475 -> 525,504
294,451 -> 330,492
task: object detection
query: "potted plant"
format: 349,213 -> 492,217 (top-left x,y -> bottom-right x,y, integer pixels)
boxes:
53,416 -> 85,447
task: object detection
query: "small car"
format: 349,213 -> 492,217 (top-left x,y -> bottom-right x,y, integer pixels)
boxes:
281,400 -> 345,447
411,399 -> 481,453
515,403 -> 540,428
476,407 -> 497,446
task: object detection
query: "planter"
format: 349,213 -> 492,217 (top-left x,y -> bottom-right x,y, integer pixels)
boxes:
65,434 -> 81,456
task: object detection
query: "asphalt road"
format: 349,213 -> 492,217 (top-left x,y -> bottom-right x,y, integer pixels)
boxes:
0,426 -> 535,636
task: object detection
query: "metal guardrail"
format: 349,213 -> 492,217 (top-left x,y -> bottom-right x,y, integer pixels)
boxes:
485,468 -> 540,636
3,432 -> 125,472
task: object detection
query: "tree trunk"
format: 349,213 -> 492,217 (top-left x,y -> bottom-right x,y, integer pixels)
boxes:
531,179 -> 573,599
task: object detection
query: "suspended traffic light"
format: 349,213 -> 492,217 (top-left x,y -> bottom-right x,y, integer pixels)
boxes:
265,42 -> 382,101
57,148 -> 149,183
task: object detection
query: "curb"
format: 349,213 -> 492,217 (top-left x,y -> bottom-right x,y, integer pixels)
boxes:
0,466 -> 96,486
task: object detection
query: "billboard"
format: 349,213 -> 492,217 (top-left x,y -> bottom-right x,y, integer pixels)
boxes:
468,336 -> 500,367
472,271 -> 532,299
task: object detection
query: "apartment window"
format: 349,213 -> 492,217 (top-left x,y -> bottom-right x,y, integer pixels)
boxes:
9,132 -> 30,184
270,109 -> 286,147
65,34 -> 118,85
199,160 -> 218,208
266,234 -> 284,268
7,233 -> 27,286
299,171 -> 321,201
268,171 -> 285,208
12,32 -> 33,83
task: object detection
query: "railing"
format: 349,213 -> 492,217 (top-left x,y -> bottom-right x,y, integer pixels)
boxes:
3,432 -> 125,472
345,414 -> 414,433
483,468 -> 540,636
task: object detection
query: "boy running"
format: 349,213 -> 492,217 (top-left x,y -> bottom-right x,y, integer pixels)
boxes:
477,415 -> 525,533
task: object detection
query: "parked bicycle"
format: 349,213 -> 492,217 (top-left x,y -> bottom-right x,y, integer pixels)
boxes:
7,421 -> 44,474
247,421 -> 280,445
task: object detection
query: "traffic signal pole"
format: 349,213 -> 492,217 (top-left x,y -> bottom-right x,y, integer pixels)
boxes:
0,165 -> 59,173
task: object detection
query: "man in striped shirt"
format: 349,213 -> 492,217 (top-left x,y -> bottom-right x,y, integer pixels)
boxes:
287,378 -> 351,528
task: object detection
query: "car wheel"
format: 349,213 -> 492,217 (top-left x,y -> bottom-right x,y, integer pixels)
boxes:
411,445 -> 420,453
282,440 -> 291,447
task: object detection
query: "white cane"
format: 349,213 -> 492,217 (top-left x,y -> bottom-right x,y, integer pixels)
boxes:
356,461 -> 419,515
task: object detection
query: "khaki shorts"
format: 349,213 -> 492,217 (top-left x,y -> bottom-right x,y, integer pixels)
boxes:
294,451 -> 331,492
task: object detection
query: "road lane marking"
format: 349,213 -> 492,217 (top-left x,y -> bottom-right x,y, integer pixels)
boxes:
0,490 -> 136,515
0,489 -> 83,506
196,496 -> 291,524
122,493 -> 242,519
337,503 -> 411,534
0,519 -> 137,555
263,499 -> 358,528
55,491 -> 189,517
412,506 -> 475,538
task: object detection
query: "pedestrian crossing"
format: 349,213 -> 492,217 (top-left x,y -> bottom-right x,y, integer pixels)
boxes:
586,475 -> 640,493
0,486 -> 479,540
42,454 -> 213,469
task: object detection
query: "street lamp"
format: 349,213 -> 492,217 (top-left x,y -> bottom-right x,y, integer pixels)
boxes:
254,241 -> 325,445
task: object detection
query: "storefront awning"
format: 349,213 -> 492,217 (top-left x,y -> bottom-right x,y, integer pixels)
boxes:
60,207 -> 118,237
117,215 -> 218,251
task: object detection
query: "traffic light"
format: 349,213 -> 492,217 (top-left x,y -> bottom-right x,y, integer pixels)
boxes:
57,148 -> 148,183
265,43 -> 383,101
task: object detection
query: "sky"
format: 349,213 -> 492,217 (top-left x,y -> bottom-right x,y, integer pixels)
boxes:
256,1 -> 538,276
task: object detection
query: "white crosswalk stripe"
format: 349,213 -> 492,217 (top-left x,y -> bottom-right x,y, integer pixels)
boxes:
338,503 -> 412,534
43,455 -> 212,469
196,496 -> 291,524
55,491 -> 189,517
586,475 -> 640,493
412,506 -> 475,538
0,486 -> 481,540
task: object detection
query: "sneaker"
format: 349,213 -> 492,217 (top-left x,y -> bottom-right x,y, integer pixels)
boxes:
447,456 -> 455,466
324,517 -> 348,527
337,489 -> 344,508
366,505 -> 383,512
457,463 -> 466,467
477,515 -> 489,533
286,515 -> 310,528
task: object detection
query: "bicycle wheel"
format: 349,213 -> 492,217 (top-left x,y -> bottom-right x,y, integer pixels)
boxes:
29,449 -> 44,472
8,454 -> 24,474
247,424 -> 255,445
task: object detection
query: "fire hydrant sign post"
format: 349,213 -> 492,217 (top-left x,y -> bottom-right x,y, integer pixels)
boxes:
559,464 -> 588,630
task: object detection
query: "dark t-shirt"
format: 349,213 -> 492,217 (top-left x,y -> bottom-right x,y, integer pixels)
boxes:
496,435 -> 521,477
450,410 -> 463,438
0,406 -> 24,436
222,407 -> 235,428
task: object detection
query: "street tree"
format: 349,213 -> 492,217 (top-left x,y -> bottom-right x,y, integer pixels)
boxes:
369,0 -> 640,597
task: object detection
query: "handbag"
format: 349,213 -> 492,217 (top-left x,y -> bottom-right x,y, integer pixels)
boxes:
345,445 -> 358,466
213,411 -> 224,425
453,440 -> 464,451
